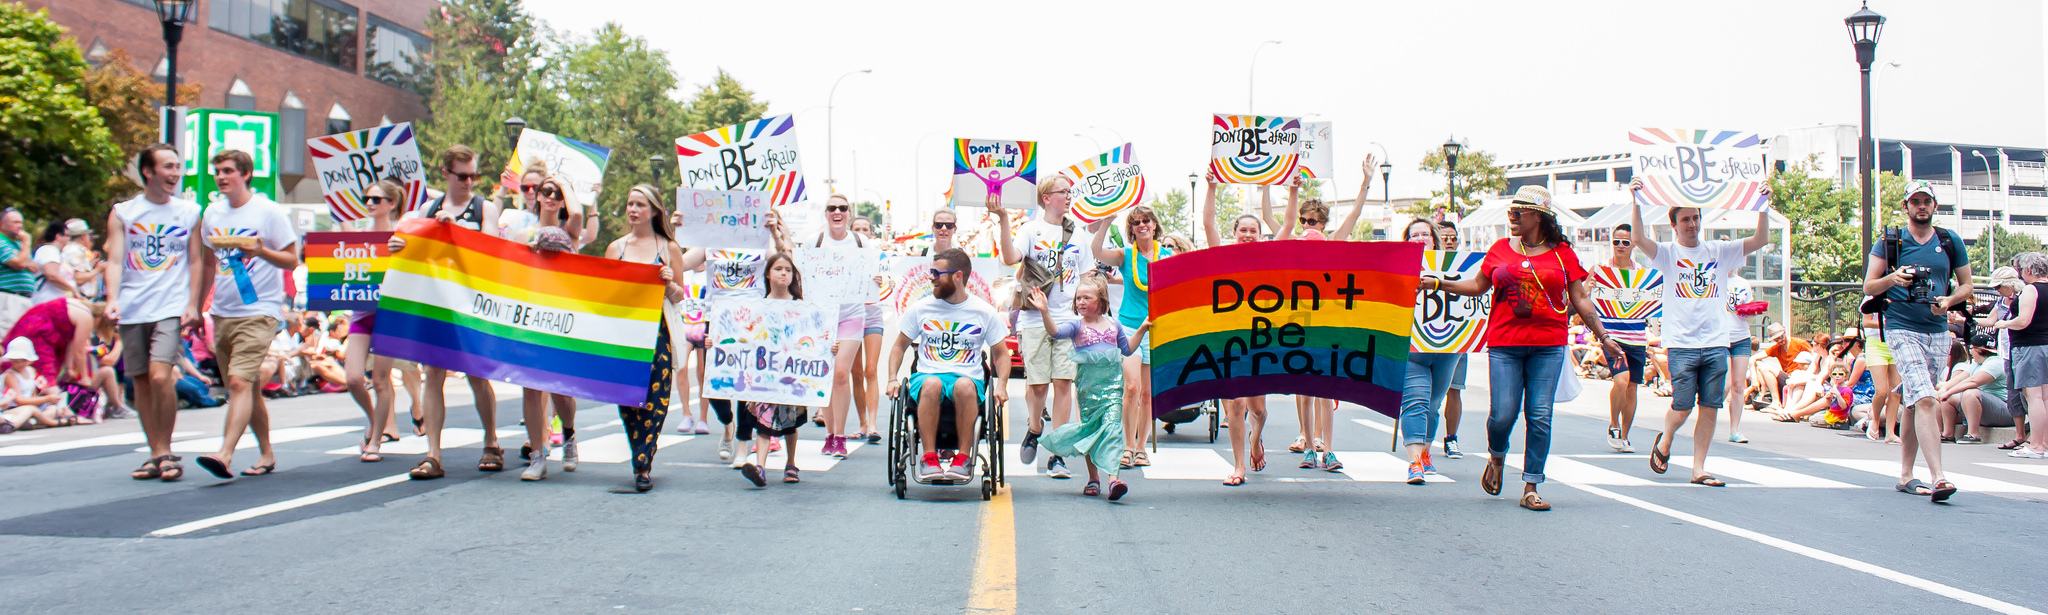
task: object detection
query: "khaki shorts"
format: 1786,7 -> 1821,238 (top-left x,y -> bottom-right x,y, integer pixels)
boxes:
1019,325 -> 1076,385
119,318 -> 183,377
214,315 -> 281,382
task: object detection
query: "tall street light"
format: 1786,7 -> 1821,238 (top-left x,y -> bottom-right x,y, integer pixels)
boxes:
827,69 -> 873,193
502,117 -> 526,159
1974,149 -> 1995,260
649,154 -> 665,190
1073,133 -> 1103,154
1188,171 -> 1199,243
1442,136 -> 1464,221
152,0 -> 195,143
1847,1 -> 1886,266
1248,40 -> 1281,112
1087,125 -> 1128,147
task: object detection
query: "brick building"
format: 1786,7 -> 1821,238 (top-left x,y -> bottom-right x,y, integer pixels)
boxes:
24,0 -> 437,204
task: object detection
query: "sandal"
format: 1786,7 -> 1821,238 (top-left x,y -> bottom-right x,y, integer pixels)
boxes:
783,467 -> 801,484
1998,438 -> 2027,450
478,446 -> 505,472
1650,433 -> 1670,475
131,456 -> 166,480
1133,451 -> 1150,467
196,454 -> 234,480
158,456 -> 184,482
1894,479 -> 1930,496
1288,436 -> 1307,453
359,436 -> 382,463
1082,480 -> 1101,496
1118,451 -> 1134,470
409,457 -> 445,480
379,433 -> 401,444
1930,479 -> 1957,503
1519,491 -> 1551,511
1481,457 -> 1503,496
1690,474 -> 1726,487
1223,473 -> 1245,487
1251,444 -> 1266,472
241,463 -> 276,476
411,414 -> 425,436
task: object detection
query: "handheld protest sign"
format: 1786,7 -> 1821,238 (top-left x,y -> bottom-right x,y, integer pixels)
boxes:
674,114 -> 807,205
674,188 -> 774,249
1411,250 -> 1490,353
1630,128 -> 1769,211
308,123 -> 427,222
704,297 -> 836,406
1209,114 -> 1303,185
501,128 -> 613,199
949,139 -> 1039,210
304,231 -> 393,311
1060,143 -> 1145,224
1298,122 -> 1333,181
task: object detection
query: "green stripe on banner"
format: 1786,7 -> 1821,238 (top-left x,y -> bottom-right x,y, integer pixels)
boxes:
1152,326 -> 1411,365
307,271 -> 384,285
377,297 -> 650,362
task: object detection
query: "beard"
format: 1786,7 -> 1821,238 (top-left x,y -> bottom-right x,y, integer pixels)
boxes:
1909,209 -> 1934,225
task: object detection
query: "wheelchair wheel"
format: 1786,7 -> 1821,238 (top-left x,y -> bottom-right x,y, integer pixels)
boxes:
1208,400 -> 1220,443
886,388 -> 902,488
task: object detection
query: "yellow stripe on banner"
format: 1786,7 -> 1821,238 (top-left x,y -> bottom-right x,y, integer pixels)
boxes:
1149,301 -> 1413,347
965,488 -> 1016,614
304,257 -> 388,274
385,257 -> 662,321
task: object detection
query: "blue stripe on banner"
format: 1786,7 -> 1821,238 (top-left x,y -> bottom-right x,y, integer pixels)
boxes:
373,309 -> 648,389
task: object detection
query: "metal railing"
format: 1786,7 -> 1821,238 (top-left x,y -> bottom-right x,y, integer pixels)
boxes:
2012,161 -> 2046,170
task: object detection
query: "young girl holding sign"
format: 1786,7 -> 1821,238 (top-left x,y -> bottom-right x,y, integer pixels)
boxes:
343,180 -> 409,462
1029,279 -> 1143,501
738,253 -> 810,487
605,185 -> 688,492
1202,173 -> 1269,486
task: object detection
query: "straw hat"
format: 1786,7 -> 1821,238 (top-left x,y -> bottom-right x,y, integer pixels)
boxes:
1508,186 -> 1553,215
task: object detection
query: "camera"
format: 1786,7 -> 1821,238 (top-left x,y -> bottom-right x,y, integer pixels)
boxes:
1899,264 -> 1937,304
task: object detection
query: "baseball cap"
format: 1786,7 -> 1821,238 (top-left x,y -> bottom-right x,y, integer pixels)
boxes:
1904,179 -> 1937,204
63,219 -> 90,237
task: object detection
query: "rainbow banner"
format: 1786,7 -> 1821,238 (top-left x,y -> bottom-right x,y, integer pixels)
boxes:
1629,128 -> 1769,211
1589,265 -> 1664,320
949,139 -> 1039,210
1210,114 -> 1302,185
1150,240 -> 1421,417
674,114 -> 807,206
1060,143 -> 1145,223
304,231 -> 392,311
307,123 -> 427,222
1412,250 -> 1490,354
373,219 -> 665,406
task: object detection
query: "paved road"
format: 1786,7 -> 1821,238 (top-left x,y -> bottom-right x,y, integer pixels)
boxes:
0,366 -> 2043,614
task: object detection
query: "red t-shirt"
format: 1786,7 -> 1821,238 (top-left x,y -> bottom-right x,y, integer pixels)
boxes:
1481,238 -> 1587,347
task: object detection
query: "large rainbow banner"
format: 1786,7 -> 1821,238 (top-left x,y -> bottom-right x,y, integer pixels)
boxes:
949,139 -> 1038,210
1150,240 -> 1421,417
1060,143 -> 1145,224
1412,250 -> 1490,354
304,231 -> 392,311
373,219 -> 666,407
1629,128 -> 1769,211
1210,114 -> 1302,185
307,123 -> 427,222
674,114 -> 807,206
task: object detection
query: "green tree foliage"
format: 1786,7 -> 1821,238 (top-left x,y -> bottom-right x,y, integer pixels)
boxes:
81,48 -> 202,205
1413,148 -> 1506,216
853,201 -> 882,228
1213,184 -> 1244,237
1150,189 -> 1191,242
0,5 -> 122,221
1773,160 -> 1910,335
681,70 -> 771,136
544,23 -> 692,250
416,0 -> 549,180
1969,224 -> 2043,275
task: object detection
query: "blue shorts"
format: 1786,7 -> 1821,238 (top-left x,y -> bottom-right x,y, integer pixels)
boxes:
1122,324 -> 1151,364
907,372 -> 985,406
1668,346 -> 1730,411
1614,343 -> 1648,385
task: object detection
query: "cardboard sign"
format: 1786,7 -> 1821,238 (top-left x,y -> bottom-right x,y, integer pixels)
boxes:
673,188 -> 774,249
304,231 -> 393,311
674,114 -> 807,206
1630,128 -> 1769,211
500,128 -> 612,200
705,297 -> 836,406
949,139 -> 1039,210
1298,121 -> 1333,181
1209,114 -> 1302,185
1412,250 -> 1490,353
1060,143 -> 1145,224
790,245 -> 880,305
308,123 -> 428,222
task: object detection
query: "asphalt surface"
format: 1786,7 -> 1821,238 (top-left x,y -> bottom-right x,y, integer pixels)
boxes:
0,364 -> 2043,614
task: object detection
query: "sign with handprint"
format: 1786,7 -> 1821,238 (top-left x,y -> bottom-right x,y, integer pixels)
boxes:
949,139 -> 1039,210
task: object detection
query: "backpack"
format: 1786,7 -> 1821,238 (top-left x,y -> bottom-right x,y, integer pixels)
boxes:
1014,217 -> 1075,308
1860,225 -> 1963,340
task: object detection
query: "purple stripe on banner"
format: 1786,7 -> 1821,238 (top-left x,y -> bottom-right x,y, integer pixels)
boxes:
1153,375 -> 1399,420
372,335 -> 646,407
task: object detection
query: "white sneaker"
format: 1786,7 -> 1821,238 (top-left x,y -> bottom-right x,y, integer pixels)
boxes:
1621,439 -> 1635,454
2009,447 -> 2048,459
718,433 -> 735,461
521,449 -> 549,481
561,436 -> 579,472
674,416 -> 696,434
1046,456 -> 1072,479
1606,428 -> 1626,452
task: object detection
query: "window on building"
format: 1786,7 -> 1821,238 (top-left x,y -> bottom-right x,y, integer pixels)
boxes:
1839,157 -> 1858,187
365,14 -> 431,93
226,79 -> 256,110
326,103 -> 351,136
210,0 -> 359,73
280,92 -> 306,175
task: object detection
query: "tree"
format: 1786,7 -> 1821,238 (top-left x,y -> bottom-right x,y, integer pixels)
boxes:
1413,148 -> 1506,216
1150,189 -> 1191,242
416,0 -> 549,177
0,5 -> 122,222
853,201 -> 882,228
545,23 -> 692,251
1772,160 -> 1909,334
80,48 -> 201,204
681,69 -> 771,135
1969,224 -> 2042,275
1213,184 -> 1244,237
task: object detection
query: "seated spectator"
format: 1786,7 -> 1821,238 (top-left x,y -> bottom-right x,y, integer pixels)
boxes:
298,316 -> 347,393
1938,334 -> 2007,444
174,339 -> 221,409
261,313 -> 307,397
1761,324 -> 1811,399
1774,363 -> 1854,427
0,338 -> 71,432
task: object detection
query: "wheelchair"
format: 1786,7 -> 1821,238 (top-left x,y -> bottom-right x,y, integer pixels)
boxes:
1155,398 -> 1222,445
886,354 -> 1006,500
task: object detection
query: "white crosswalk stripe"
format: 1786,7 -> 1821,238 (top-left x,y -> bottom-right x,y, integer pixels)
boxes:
1976,462 -> 2048,478
1665,456 -> 1859,489
1505,455 -> 1657,486
0,431 -> 199,456
540,433 -> 691,464
143,426 -> 363,454
1814,458 -> 2048,493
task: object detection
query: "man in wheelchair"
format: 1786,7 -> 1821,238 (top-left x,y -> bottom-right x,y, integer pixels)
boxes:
886,249 -> 1011,481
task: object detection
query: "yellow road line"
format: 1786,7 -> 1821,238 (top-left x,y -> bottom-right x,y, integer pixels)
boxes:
965,487 -> 1016,614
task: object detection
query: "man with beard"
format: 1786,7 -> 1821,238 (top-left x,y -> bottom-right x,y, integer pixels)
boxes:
1863,180 -> 1970,503
886,249 -> 1010,481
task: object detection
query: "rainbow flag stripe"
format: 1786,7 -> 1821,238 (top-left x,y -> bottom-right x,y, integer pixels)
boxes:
372,219 -> 666,406
1150,240 -> 1421,417
305,231 -> 392,311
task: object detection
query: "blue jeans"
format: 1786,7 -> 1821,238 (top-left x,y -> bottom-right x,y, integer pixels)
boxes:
175,374 -> 220,408
1667,346 -> 1730,411
1400,353 -> 1462,446
1488,345 -> 1565,485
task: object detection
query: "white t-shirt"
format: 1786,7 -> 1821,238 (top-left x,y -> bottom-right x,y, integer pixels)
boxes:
815,232 -> 868,323
497,209 -> 541,243
62,243 -> 99,300
1649,239 -> 1745,349
202,195 -> 299,319
898,294 -> 1008,380
1724,276 -> 1755,344
113,194 -> 203,325
1013,218 -> 1092,330
29,244 -> 69,304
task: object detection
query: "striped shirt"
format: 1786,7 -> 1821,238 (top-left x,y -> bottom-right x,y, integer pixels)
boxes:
0,235 -> 36,296
1590,264 -> 1662,347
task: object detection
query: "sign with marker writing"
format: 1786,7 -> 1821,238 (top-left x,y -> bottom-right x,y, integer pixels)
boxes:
705,297 -> 836,406
1210,114 -> 1303,185
1412,250 -> 1490,353
304,231 -> 394,311
674,114 -> 807,206
1630,128 -> 1769,211
308,123 -> 428,222
949,139 -> 1039,210
673,188 -> 774,249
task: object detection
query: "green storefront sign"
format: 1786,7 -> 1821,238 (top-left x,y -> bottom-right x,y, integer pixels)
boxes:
180,109 -> 280,208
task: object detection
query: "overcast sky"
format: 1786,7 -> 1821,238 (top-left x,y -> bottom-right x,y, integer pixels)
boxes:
524,0 -> 2046,225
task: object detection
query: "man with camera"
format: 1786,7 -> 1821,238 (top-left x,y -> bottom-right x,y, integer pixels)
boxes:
1862,180 -> 1971,503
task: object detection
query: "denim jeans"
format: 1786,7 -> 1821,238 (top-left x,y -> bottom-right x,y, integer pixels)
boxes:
1488,345 -> 1565,484
1400,353 -> 1462,446
1667,346 -> 1730,411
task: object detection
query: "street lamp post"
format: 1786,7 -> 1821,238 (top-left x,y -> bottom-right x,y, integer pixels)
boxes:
1974,149 -> 1995,260
1846,1 -> 1886,267
827,69 -> 873,193
1087,126 -> 1128,147
1442,136 -> 1463,221
152,0 -> 195,144
1074,133 -> 1103,154
649,154 -> 665,190
1248,40 -> 1281,112
503,117 -> 526,159
1188,171 -> 1200,243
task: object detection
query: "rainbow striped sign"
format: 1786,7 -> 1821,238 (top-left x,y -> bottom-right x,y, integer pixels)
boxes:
304,231 -> 392,311
949,139 -> 1039,210
1589,265 -> 1663,320
1060,143 -> 1145,224
1210,114 -> 1302,185
307,123 -> 426,222
373,219 -> 665,406
1150,240 -> 1421,417
674,114 -> 807,206
1412,250 -> 1490,354
500,129 -> 612,200
1629,128 -> 1770,211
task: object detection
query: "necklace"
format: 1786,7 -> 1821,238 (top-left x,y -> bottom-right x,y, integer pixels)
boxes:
1511,239 -> 1570,315
1128,240 -> 1166,292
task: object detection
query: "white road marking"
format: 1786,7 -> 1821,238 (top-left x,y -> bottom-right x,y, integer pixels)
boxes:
543,433 -> 691,464
1331,451 -> 1455,483
146,426 -> 362,454
729,438 -> 860,471
1665,456 -> 1858,489
1503,456 -> 1657,486
1138,448 -> 1236,481
147,473 -> 414,538
0,431 -> 199,457
1976,462 -> 2048,478
1813,458 -> 2048,494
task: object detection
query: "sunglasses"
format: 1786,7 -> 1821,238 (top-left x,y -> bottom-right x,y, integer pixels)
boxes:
363,196 -> 390,205
932,222 -> 956,230
540,186 -> 561,200
1612,239 -> 1631,247
521,183 -> 541,194
1831,371 -> 1848,377
929,268 -> 960,277
448,171 -> 483,182
826,204 -> 850,212
1300,217 -> 1325,225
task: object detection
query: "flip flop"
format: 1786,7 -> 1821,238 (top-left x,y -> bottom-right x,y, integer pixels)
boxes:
1895,479 -> 1930,496
1690,474 -> 1726,487
379,433 -> 401,444
411,415 -> 425,436
196,454 -> 234,480
1482,457 -> 1503,496
1650,434 -> 1670,475
1222,474 -> 1245,487
240,463 -> 276,476
158,456 -> 184,482
408,457 -> 445,480
1930,479 -> 1957,503
130,456 -> 165,480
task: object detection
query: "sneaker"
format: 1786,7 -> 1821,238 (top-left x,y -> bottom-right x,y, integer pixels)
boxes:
945,453 -> 972,480
520,450 -> 548,481
1957,434 -> 1983,445
1621,439 -> 1635,454
693,420 -> 711,435
561,436 -> 579,472
830,435 -> 848,459
1322,451 -> 1343,472
918,452 -> 946,480
769,437 -> 782,453
1047,456 -> 1071,479
674,416 -> 696,434
1406,462 -> 1426,485
1020,430 -> 1041,464
1421,451 -> 1438,475
1443,437 -> 1464,459
1729,432 -> 1749,444
1299,450 -> 1319,469
1106,480 -> 1128,501
1607,427 -> 1626,452
718,433 -> 734,461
